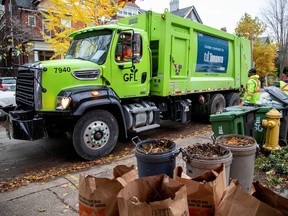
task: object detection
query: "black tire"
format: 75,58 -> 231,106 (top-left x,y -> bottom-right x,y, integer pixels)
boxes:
208,93 -> 226,115
73,110 -> 119,160
225,92 -> 240,107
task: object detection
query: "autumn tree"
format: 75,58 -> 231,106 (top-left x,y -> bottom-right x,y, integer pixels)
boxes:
261,0 -> 288,79
235,13 -> 266,41
253,41 -> 278,77
41,0 -> 119,59
235,13 -> 277,77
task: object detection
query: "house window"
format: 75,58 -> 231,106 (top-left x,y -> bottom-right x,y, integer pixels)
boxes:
42,19 -> 50,36
28,15 -> 36,26
61,19 -> 72,28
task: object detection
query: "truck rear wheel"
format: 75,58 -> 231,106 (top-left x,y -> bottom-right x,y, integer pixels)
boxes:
225,92 -> 240,107
208,93 -> 226,115
73,110 -> 119,160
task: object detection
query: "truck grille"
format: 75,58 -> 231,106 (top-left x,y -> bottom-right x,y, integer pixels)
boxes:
16,68 -> 35,108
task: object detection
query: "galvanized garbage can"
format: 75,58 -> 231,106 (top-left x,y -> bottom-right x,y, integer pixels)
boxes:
216,134 -> 257,193
183,143 -> 232,186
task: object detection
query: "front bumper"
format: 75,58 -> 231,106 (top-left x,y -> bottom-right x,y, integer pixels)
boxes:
0,109 -> 48,141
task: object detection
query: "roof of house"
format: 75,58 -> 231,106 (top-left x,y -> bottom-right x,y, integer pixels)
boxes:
0,0 -> 36,8
259,36 -> 271,44
16,0 -> 33,8
171,6 -> 202,23
125,2 -> 140,8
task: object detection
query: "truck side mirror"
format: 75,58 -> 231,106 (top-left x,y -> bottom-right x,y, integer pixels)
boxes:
132,53 -> 140,63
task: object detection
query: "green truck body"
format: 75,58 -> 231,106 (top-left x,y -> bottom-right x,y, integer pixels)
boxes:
4,11 -> 251,160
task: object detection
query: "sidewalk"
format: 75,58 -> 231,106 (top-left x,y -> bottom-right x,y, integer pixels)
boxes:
0,133 -> 213,216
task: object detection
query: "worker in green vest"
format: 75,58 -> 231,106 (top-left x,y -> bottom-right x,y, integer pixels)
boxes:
279,78 -> 288,95
243,68 -> 261,106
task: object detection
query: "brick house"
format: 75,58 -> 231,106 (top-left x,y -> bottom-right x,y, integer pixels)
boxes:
0,0 -> 140,66
0,0 -> 54,66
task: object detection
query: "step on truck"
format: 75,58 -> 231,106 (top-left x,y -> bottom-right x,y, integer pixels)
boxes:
1,10 -> 251,160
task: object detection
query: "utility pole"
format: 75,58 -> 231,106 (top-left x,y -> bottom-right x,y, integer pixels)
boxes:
251,33 -> 255,68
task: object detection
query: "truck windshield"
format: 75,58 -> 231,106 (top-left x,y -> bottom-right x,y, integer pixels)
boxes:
65,30 -> 112,65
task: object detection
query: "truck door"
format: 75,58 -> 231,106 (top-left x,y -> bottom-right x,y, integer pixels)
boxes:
110,31 -> 150,99
170,34 -> 190,94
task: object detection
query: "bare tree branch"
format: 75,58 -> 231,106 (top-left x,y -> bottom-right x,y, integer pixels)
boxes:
261,0 -> 288,78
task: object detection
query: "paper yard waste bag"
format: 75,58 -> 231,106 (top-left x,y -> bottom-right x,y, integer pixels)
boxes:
215,180 -> 286,216
117,174 -> 189,216
252,181 -> 288,216
173,163 -> 226,216
78,165 -> 137,216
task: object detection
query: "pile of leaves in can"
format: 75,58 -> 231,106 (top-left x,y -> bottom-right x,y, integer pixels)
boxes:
186,143 -> 230,160
217,136 -> 255,146
255,146 -> 288,184
138,139 -> 173,154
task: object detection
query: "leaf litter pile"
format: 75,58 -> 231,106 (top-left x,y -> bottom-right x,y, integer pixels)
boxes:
217,136 -> 255,146
186,143 -> 230,160
137,139 -> 174,154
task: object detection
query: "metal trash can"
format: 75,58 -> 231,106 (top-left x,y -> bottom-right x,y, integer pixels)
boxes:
183,143 -> 232,186
216,134 -> 257,193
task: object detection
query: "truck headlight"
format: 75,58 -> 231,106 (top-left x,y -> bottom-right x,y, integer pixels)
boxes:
56,96 -> 71,110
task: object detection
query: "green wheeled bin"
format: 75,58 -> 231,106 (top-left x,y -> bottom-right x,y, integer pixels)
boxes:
254,107 -> 271,147
210,106 -> 259,137
210,111 -> 246,137
224,106 -> 259,138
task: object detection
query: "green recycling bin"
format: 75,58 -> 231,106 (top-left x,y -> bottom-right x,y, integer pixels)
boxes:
210,111 -> 246,137
254,107 -> 271,146
225,106 -> 259,137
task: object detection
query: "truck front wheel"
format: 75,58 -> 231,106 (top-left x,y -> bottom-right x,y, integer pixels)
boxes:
73,110 -> 119,160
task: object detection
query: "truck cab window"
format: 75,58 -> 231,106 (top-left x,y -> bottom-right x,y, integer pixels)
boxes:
115,32 -> 142,63
65,30 -> 112,65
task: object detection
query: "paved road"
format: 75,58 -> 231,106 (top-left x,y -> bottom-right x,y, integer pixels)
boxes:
0,128 -> 80,180
0,120 -> 211,180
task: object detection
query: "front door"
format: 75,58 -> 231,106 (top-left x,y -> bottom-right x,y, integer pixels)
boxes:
110,31 -> 150,99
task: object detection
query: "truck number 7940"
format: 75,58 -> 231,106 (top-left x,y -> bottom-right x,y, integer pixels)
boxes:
54,67 -> 71,73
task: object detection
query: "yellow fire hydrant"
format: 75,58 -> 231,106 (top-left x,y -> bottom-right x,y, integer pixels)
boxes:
262,108 -> 281,151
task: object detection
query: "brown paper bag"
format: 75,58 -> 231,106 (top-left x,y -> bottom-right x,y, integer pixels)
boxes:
215,180 -> 286,216
78,165 -> 137,216
174,163 -> 226,216
252,181 -> 288,216
117,174 -> 189,216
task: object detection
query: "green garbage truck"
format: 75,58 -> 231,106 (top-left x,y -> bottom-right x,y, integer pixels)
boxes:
2,10 -> 251,160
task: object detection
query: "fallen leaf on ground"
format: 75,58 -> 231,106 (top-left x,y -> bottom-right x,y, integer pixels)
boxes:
38,208 -> 46,212
61,183 -> 69,188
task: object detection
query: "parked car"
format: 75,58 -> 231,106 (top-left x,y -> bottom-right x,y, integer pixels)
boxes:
0,77 -> 16,91
0,89 -> 16,108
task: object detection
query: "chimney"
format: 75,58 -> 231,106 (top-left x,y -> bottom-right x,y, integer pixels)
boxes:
170,0 -> 179,12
